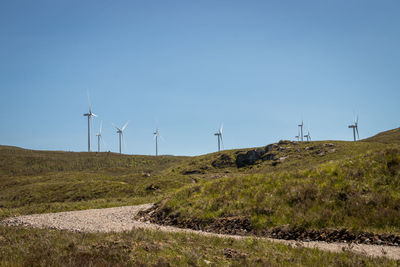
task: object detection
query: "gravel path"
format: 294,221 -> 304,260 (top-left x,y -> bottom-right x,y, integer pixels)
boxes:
2,204 -> 400,260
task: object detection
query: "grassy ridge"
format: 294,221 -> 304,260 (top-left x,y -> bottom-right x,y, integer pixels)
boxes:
157,146 -> 400,234
0,146 -> 186,176
0,225 -> 397,266
364,127 -> 400,144
0,146 -> 193,219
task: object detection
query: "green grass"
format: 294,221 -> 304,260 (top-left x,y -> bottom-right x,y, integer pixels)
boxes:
2,128 -> 400,265
0,146 -> 193,219
1,225 -> 397,266
156,146 -> 400,234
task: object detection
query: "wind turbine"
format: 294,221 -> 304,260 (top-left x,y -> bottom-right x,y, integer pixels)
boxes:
348,116 -> 359,141
214,124 -> 223,152
83,95 -> 97,152
96,121 -> 103,152
298,121 -> 304,142
154,128 -> 160,156
113,121 -> 129,154
295,128 -> 300,141
304,129 -> 311,141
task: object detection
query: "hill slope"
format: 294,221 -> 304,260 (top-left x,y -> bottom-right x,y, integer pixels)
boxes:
2,128 -> 400,236
363,127 -> 400,144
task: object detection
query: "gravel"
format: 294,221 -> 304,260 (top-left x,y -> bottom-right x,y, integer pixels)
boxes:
2,204 -> 400,260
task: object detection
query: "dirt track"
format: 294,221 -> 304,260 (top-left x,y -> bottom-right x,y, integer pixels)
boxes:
2,204 -> 400,260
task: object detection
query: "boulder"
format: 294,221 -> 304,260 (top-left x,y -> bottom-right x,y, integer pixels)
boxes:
245,150 -> 259,164
236,150 -> 260,168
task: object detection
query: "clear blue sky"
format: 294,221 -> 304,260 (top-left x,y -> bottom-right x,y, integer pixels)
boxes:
0,0 -> 399,156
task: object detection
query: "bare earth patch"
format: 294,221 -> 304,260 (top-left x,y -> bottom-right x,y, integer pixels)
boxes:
2,204 -> 400,260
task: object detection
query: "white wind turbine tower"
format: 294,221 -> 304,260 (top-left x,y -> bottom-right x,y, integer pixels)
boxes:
154,128 -> 160,156
348,116 -> 359,141
298,120 -> 304,142
304,124 -> 311,141
113,121 -> 129,154
83,95 -> 97,152
96,121 -> 103,152
214,124 -> 223,152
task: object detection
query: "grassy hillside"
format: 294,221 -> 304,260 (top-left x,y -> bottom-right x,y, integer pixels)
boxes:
0,146 -> 191,219
139,129 -> 400,236
0,145 -> 186,176
363,127 -> 400,144
2,129 -> 400,264
154,147 -> 400,234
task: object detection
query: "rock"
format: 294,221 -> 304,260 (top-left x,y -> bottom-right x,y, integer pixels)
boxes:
255,148 -> 264,157
279,156 -> 289,161
236,150 -> 260,168
265,144 -> 278,153
236,154 -> 247,168
246,150 -> 259,163
262,153 -> 275,161
278,140 -> 292,145
324,143 -> 335,147
329,149 -> 337,153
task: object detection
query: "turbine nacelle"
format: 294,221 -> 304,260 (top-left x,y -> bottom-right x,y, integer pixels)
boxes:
113,121 -> 129,154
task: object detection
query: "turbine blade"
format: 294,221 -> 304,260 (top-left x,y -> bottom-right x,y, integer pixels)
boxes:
356,126 -> 359,139
219,123 -> 223,134
121,121 -> 129,131
99,121 -> 103,134
220,135 -> 224,149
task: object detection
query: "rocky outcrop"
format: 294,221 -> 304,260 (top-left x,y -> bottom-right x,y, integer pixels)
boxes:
236,150 -> 259,167
236,145 -> 277,168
